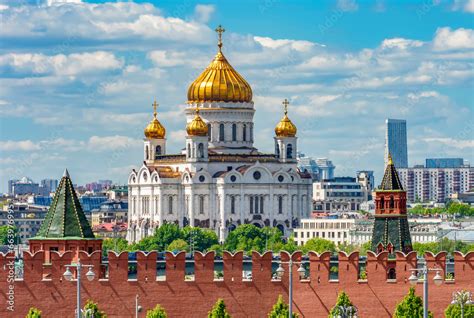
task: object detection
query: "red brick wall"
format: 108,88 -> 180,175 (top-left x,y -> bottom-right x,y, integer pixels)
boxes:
1,251 -> 472,318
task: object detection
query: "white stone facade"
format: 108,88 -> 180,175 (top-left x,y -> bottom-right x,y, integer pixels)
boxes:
127,99 -> 312,243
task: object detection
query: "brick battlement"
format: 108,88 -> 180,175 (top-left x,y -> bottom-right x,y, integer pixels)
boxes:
1,250 -> 473,317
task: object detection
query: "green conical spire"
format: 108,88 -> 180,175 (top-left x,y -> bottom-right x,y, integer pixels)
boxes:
34,169 -> 95,239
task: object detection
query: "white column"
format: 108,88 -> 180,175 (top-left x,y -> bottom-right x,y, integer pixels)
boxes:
189,190 -> 195,227
157,189 -> 163,227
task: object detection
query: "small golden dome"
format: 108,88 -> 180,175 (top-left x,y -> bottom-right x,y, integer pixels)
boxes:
144,100 -> 166,139
275,99 -> 297,137
186,108 -> 208,136
187,25 -> 252,103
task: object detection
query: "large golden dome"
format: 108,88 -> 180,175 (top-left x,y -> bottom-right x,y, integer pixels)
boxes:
186,108 -> 208,136
144,100 -> 166,139
275,99 -> 297,137
187,25 -> 252,103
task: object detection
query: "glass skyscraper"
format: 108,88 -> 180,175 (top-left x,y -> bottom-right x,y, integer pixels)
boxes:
385,119 -> 408,168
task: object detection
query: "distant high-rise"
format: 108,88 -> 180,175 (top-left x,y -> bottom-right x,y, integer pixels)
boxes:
41,179 -> 58,193
316,158 -> 336,180
426,158 -> 464,168
385,119 -> 408,168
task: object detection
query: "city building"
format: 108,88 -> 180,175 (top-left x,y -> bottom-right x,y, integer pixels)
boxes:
8,179 -> 19,195
0,203 -> 48,243
127,29 -> 312,243
79,195 -> 108,212
312,177 -> 367,213
90,200 -> 128,227
93,222 -> 128,239
357,170 -> 374,200
315,158 -> 336,180
384,119 -> 408,168
397,165 -> 474,203
426,158 -> 464,168
297,153 -> 320,180
106,185 -> 128,201
10,177 -> 39,196
349,218 -> 441,246
40,179 -> 58,193
294,217 -> 356,246
371,155 -> 412,254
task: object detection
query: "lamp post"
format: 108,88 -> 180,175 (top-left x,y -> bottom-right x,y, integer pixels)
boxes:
451,290 -> 473,318
135,294 -> 143,318
63,259 -> 96,318
275,259 -> 306,318
408,265 -> 443,318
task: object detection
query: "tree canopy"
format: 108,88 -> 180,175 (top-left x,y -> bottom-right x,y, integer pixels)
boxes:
408,202 -> 474,217
393,287 -> 433,318
146,304 -> 168,318
102,237 -> 129,257
26,307 -> 42,318
83,300 -> 107,318
328,291 -> 357,318
268,295 -> 298,318
302,238 -> 336,254
0,225 -> 18,245
208,299 -> 231,318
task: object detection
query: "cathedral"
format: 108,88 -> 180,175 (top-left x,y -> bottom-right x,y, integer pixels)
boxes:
127,26 -> 313,243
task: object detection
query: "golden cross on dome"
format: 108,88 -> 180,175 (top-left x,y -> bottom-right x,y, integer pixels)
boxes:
152,99 -> 158,118
215,25 -> 225,51
282,98 -> 290,114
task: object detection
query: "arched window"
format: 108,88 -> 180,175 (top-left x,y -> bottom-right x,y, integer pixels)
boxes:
219,123 -> 225,141
243,124 -> 247,141
250,196 -> 254,214
198,143 -> 204,158
187,144 -> 191,158
230,196 -> 235,214
207,124 -> 212,141
380,197 -> 385,210
145,146 -> 149,160
250,124 -> 253,142
278,196 -> 283,214
168,196 -> 173,214
387,268 -> 396,280
389,195 -> 395,209
232,124 -> 237,141
155,145 -> 162,157
275,143 -> 280,157
286,144 -> 293,159
199,196 -> 204,214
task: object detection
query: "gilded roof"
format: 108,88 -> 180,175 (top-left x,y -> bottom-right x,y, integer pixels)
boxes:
187,25 -> 252,103
186,108 -> 208,136
144,100 -> 166,139
275,99 -> 297,137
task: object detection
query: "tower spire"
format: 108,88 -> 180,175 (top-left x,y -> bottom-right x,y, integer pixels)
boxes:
215,25 -> 225,52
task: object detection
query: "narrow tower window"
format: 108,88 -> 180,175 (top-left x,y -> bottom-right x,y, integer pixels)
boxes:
219,123 -> 225,141
232,124 -> 237,141
243,124 -> 247,141
286,144 -> 293,159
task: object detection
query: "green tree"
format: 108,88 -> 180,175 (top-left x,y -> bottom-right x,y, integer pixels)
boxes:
0,225 -> 18,245
359,241 -> 372,255
167,239 -> 189,252
209,244 -> 223,257
393,287 -> 433,318
328,291 -> 357,318
445,303 -> 474,318
132,223 -> 182,251
302,238 -> 336,254
447,202 -> 471,217
208,299 -> 231,318
146,304 -> 168,318
268,295 -> 298,318
224,224 -> 267,253
182,226 -> 219,252
83,300 -> 107,318
25,307 -> 41,318
102,237 -> 129,256
338,242 -> 358,254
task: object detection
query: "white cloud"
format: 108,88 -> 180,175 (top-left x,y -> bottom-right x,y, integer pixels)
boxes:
433,27 -> 474,51
337,0 -> 359,12
147,50 -> 187,67
0,51 -> 123,76
87,135 -> 141,151
407,91 -> 440,100
254,36 -> 317,52
0,140 -> 41,151
423,137 -> 474,149
194,4 -> 215,23
380,38 -> 424,50
452,0 -> 474,13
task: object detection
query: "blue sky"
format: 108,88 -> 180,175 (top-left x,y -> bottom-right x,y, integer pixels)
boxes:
0,0 -> 473,192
